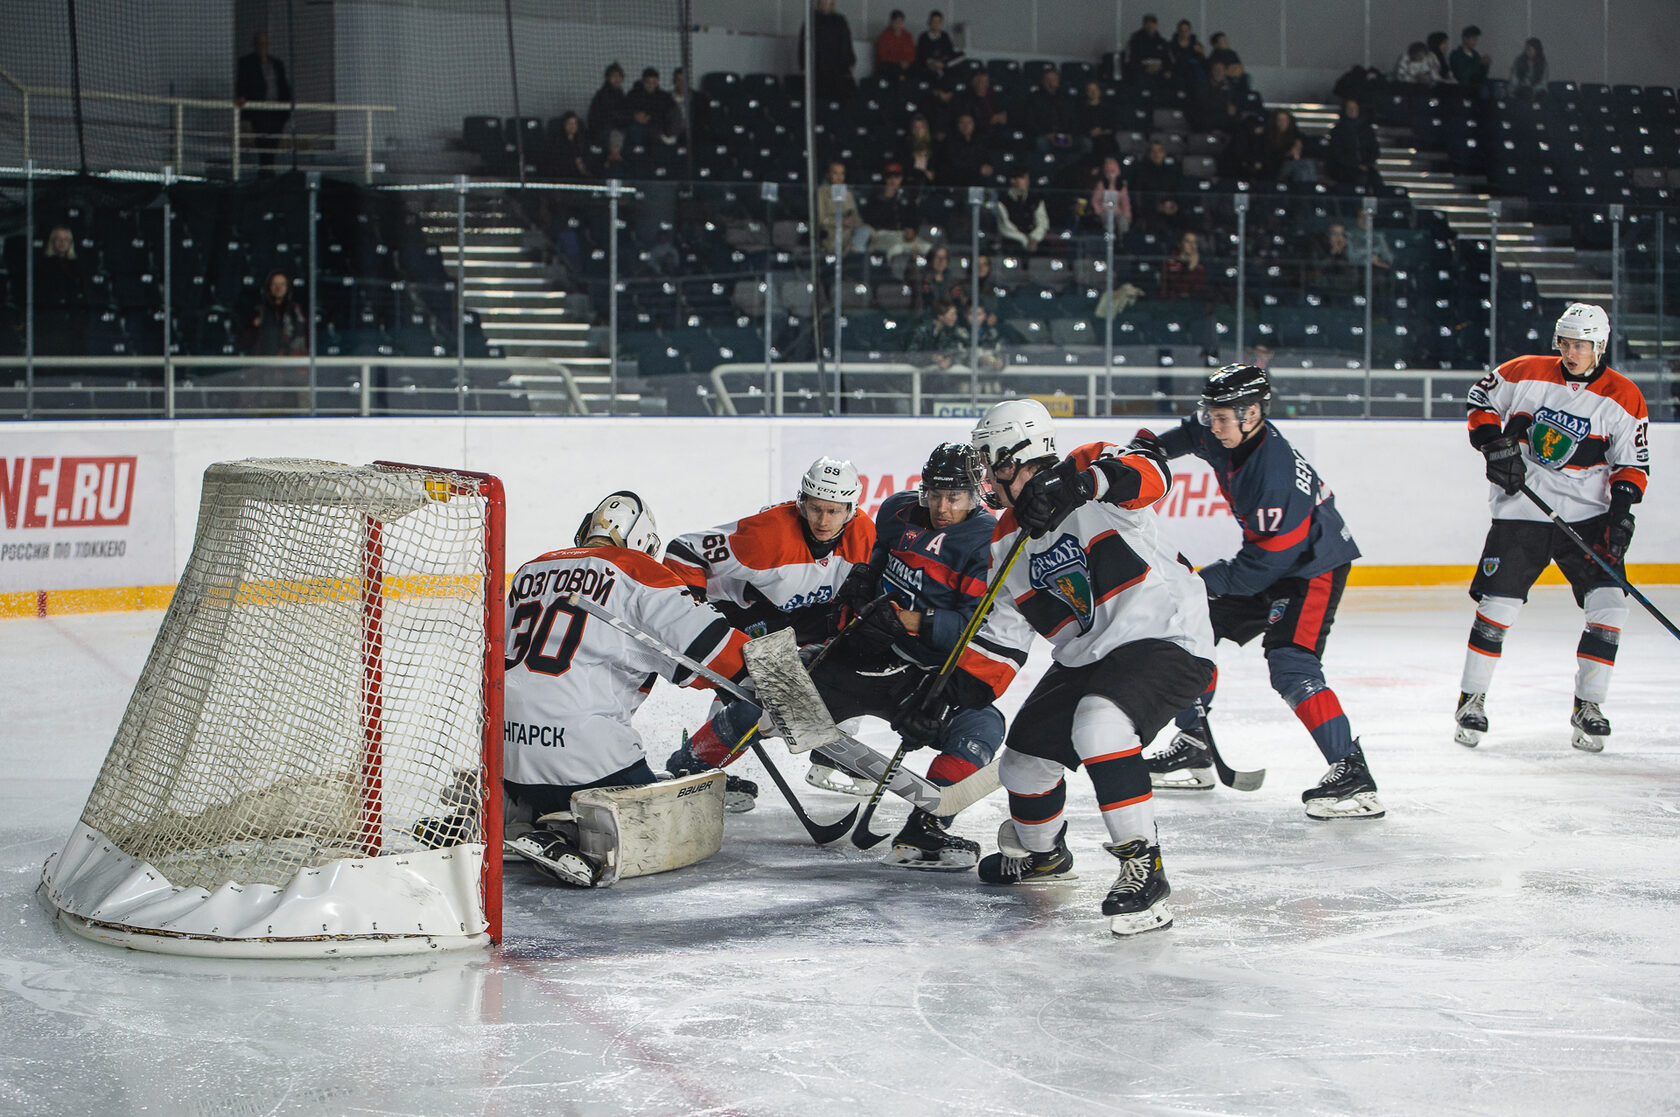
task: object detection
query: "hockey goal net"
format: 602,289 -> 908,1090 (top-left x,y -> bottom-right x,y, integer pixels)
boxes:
40,459 -> 505,956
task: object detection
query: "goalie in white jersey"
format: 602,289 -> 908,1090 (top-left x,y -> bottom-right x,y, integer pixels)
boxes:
500,491 -> 753,886
955,399 -> 1216,936
1456,303 -> 1650,753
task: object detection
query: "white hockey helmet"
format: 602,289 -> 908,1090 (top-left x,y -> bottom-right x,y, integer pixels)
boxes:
575,490 -> 661,556
1553,301 -> 1610,364
799,456 -> 862,513
970,398 -> 1058,474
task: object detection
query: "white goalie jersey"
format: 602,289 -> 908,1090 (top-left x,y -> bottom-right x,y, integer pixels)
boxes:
503,545 -> 748,789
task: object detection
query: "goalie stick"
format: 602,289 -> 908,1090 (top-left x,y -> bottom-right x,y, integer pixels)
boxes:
1521,483 -> 1679,642
852,532 -> 1030,849
564,594 -> 857,845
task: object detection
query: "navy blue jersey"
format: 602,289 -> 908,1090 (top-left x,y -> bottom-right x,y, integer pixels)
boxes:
1156,418 -> 1361,596
869,489 -> 998,671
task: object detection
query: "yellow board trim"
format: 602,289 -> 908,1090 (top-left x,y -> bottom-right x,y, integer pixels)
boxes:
6,565 -> 1676,619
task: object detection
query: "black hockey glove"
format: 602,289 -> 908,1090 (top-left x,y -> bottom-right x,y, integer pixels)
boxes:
858,600 -> 913,653
1595,481 -> 1640,564
1125,428 -> 1169,472
1014,457 -> 1096,538
890,680 -> 951,750
1481,434 -> 1526,496
832,563 -> 880,631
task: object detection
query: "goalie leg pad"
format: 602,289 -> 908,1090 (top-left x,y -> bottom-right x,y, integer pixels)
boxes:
569,770 -> 726,886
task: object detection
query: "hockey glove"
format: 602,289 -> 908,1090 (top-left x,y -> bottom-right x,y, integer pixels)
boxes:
1595,480 -> 1640,564
1125,428 -> 1170,472
890,680 -> 950,750
1481,434 -> 1526,496
832,563 -> 880,631
1014,457 -> 1096,538
858,600 -> 913,653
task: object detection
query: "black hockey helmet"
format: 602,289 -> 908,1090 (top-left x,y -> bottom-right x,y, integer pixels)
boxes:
920,441 -> 983,499
1198,363 -> 1271,425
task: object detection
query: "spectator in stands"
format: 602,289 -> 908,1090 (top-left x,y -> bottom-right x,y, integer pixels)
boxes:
957,71 -> 1007,143
905,297 -> 968,369
1191,59 -> 1240,132
1393,41 -> 1437,85
1025,67 -> 1076,154
936,111 -> 992,186
1426,33 -> 1456,84
1347,207 -> 1395,283
1276,136 -> 1317,185
996,168 -> 1049,254
909,244 -> 956,310
1450,26 -> 1491,88
898,114 -> 938,184
876,10 -> 916,81
1309,222 -> 1359,297
627,68 -> 678,145
1086,156 -> 1133,235
587,63 -> 630,143
1127,14 -> 1172,83
863,163 -> 924,259
1160,230 -> 1208,302
1076,80 -> 1117,158
235,30 -> 292,175
916,10 -> 961,81
1219,112 -> 1269,181
1169,20 -> 1205,87
34,225 -> 86,357
599,130 -> 628,176
817,161 -> 872,255
800,0 -> 857,102
544,111 -> 593,180
1262,109 -> 1303,178
671,68 -> 706,142
1326,99 -> 1381,190
239,269 -> 308,357
1207,31 -> 1239,70
1130,139 -> 1183,234
1510,38 -> 1547,99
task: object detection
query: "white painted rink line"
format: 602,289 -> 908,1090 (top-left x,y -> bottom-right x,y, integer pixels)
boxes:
3,585 -> 1678,1115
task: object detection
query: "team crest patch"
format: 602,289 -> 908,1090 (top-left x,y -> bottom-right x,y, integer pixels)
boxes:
1028,533 -> 1096,634
1267,598 -> 1291,625
1482,557 -> 1501,577
1529,407 -> 1591,469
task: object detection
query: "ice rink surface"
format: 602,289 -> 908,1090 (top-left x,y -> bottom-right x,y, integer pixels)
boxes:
4,585 -> 1679,1116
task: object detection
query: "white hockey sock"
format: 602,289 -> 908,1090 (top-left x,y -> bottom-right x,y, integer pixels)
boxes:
1574,587 -> 1627,704
1072,696 -> 1154,847
997,748 -> 1067,854
1460,595 -> 1522,694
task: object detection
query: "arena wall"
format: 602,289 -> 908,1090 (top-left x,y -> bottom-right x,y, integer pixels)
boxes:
2,416 -> 1674,616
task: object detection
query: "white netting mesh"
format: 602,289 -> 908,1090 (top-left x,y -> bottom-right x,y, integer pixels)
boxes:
77,459 -> 493,893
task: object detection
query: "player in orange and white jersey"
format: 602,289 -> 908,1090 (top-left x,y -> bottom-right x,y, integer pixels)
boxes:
960,399 -> 1215,936
1456,302 -> 1650,753
500,491 -> 753,884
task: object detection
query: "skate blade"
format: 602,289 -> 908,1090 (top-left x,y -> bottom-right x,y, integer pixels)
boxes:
1571,729 -> 1606,753
504,840 -> 597,887
1150,768 -> 1216,790
1109,901 -> 1173,937
1304,791 -> 1386,821
804,769 -> 875,796
724,793 -> 758,813
882,851 -> 978,872
980,870 -> 1080,886
1453,727 -> 1482,748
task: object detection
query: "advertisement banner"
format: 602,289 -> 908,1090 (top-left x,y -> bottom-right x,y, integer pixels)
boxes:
0,428 -> 175,592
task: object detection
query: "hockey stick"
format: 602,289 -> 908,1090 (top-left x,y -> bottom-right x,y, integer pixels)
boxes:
852,531 -> 1031,849
1520,483 -> 1680,642
565,593 -> 859,844
1196,698 -> 1265,792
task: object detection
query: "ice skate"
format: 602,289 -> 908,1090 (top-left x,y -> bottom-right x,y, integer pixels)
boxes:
1571,698 -> 1610,753
805,754 -> 877,796
1454,691 -> 1487,747
412,812 -> 474,850
1302,741 -> 1386,820
666,736 -> 757,811
882,809 -> 979,871
1146,729 -> 1216,790
1101,838 -> 1173,936
977,820 -> 1077,884
504,828 -> 601,887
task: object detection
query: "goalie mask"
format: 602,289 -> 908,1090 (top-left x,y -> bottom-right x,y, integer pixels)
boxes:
970,399 -> 1057,477
1553,301 -> 1609,367
575,491 -> 661,556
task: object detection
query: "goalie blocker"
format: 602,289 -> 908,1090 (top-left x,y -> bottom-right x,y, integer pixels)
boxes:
507,769 -> 727,888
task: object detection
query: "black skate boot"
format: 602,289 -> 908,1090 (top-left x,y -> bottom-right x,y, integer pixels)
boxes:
1101,838 -> 1173,936
978,820 -> 1076,884
1146,728 -> 1215,790
412,812 -> 475,850
667,734 -> 757,812
1571,698 -> 1611,753
504,827 -> 600,887
1302,740 -> 1385,820
1454,691 -> 1488,748
883,809 -> 980,871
